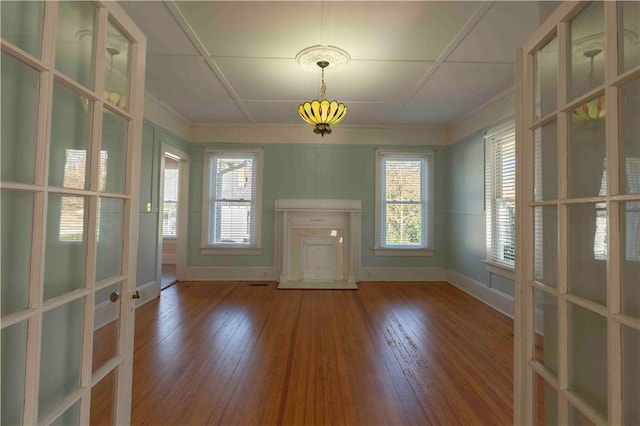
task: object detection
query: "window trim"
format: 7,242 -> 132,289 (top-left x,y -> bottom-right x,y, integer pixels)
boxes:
200,148 -> 263,255
484,121 -> 516,271
374,149 -> 434,256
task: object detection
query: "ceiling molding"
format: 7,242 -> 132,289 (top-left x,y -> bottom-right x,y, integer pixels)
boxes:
188,124 -> 447,146
163,0 -> 255,123
144,90 -> 189,140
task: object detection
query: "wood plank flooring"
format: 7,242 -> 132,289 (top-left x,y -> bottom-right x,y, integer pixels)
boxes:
130,281 -> 514,425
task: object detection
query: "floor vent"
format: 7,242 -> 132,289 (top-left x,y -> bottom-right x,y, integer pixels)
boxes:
248,282 -> 269,287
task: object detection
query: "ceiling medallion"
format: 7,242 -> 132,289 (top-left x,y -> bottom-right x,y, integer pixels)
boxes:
296,45 -> 351,73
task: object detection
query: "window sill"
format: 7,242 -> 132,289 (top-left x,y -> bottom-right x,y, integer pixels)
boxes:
482,260 -> 514,280
200,246 -> 262,256
373,247 -> 435,257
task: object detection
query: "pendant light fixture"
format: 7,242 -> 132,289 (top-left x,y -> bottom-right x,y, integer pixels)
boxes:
571,48 -> 605,122
296,45 -> 350,137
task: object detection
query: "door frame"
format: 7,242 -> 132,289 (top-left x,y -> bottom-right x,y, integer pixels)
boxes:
158,143 -> 190,285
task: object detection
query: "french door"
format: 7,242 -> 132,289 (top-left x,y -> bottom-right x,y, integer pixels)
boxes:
1,1 -> 146,424
515,1 -> 639,425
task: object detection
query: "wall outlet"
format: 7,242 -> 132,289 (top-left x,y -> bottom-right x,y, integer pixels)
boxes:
146,202 -> 152,212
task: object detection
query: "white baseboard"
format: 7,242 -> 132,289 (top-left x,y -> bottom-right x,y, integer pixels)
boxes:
358,267 -> 448,282
447,269 -> 514,318
185,266 -> 278,281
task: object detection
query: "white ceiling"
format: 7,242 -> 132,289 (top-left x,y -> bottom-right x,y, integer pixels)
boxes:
119,1 -> 542,128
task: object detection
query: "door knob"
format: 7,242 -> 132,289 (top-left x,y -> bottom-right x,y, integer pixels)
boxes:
109,291 -> 120,303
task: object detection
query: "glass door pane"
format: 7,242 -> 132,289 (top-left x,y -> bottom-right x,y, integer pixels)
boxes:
1,190 -> 33,315
93,282 -> 121,373
534,36 -> 558,120
1,52 -> 39,184
618,1 -> 640,73
100,111 -> 128,194
38,298 -> 85,421
55,1 -> 97,89
620,78 -> 640,195
0,0 -> 44,58
568,103 -> 606,199
534,121 -> 558,201
49,82 -> 93,190
44,194 -> 87,300
1,321 -> 28,425
104,20 -> 131,112
90,369 -> 117,426
96,199 -> 124,282
569,2 -> 605,100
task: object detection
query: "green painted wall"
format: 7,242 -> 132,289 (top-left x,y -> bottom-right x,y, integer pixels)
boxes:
135,120 -> 189,287
187,143 -> 449,269
446,124 -> 515,297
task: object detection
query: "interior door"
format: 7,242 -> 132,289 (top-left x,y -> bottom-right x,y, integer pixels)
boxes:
515,1 -> 639,425
1,1 -> 146,424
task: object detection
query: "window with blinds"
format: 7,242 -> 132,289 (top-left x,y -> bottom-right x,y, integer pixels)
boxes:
485,124 -> 516,267
376,151 -> 431,249
204,150 -> 262,248
162,159 -> 179,238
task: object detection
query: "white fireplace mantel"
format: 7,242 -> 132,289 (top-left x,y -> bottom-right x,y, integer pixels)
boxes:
275,199 -> 361,285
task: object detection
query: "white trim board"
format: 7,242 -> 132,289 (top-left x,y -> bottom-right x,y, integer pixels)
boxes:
447,269 -> 514,319
359,267 -> 448,282
186,266 -> 279,281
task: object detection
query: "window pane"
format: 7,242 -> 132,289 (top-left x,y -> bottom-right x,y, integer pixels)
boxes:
486,128 -> 516,265
385,159 -> 422,202
568,203 -> 607,306
622,325 -> 640,426
534,206 -> 557,288
212,201 -> 252,244
385,203 -> 422,245
1,321 -> 28,425
620,79 -> 640,195
621,201 -> 640,318
104,20 -> 131,111
96,198 -> 124,282
619,1 -> 640,73
0,0 -> 44,58
100,111 -> 128,193
1,52 -> 39,184
49,82 -> 93,189
533,289 -> 557,376
568,99 -> 606,199
44,194 -> 87,300
534,121 -> 557,201
163,163 -> 179,237
569,304 -> 607,420
533,35 -> 558,120
56,1 -> 96,89
569,405 -> 596,426
39,298 -> 85,421
569,2 -> 604,101
1,191 -> 33,316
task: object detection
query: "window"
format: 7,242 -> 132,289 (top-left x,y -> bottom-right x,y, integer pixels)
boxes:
163,158 -> 179,238
374,150 -> 433,256
485,123 -> 516,268
201,149 -> 262,254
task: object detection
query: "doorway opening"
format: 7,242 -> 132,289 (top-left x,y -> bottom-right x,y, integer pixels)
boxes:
158,145 -> 190,290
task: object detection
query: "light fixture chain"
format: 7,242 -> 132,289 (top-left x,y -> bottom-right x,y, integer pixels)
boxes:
320,67 -> 326,99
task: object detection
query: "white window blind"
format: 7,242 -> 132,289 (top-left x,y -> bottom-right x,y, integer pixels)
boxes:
163,160 -> 179,237
206,152 -> 258,246
486,124 -> 516,267
376,152 -> 430,248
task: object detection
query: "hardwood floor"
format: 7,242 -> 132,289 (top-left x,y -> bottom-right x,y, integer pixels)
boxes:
130,281 -> 514,425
